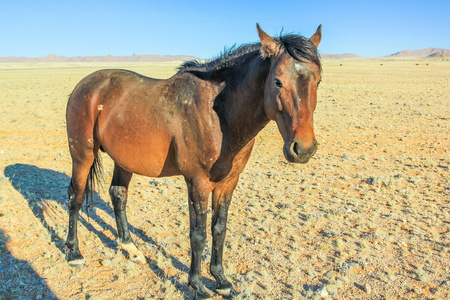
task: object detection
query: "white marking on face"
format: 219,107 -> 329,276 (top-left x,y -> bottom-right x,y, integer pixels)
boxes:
295,63 -> 304,72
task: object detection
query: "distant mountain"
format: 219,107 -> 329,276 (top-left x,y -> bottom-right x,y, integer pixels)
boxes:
0,53 -> 199,63
427,52 -> 450,58
3,48 -> 448,63
386,48 -> 450,58
320,53 -> 360,59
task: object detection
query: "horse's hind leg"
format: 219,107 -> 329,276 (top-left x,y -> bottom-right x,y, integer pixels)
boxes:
65,155 -> 95,267
110,163 -> 146,265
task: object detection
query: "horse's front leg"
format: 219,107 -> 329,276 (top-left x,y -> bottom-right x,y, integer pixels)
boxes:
185,177 -> 213,300
210,175 -> 239,296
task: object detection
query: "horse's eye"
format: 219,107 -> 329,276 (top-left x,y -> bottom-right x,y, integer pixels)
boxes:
274,78 -> 283,88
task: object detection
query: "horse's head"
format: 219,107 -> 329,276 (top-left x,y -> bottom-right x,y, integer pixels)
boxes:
258,24 -> 322,164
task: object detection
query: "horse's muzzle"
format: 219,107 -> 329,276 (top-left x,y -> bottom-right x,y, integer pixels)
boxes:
283,139 -> 318,163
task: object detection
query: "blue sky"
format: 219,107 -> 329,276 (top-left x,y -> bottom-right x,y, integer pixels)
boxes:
1,0 -> 449,58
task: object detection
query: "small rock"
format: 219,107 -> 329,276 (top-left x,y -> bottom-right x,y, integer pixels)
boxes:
324,270 -> 333,278
54,240 -> 65,248
364,283 -> 372,294
103,249 -> 115,258
315,286 -> 329,298
329,289 -> 338,296
101,259 -> 112,267
123,260 -> 135,270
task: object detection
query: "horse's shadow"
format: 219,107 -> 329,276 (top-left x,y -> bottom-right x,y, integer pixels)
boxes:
0,229 -> 57,299
4,164 -> 114,251
4,163 -> 216,299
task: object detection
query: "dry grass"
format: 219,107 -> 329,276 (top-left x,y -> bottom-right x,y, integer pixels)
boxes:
0,58 -> 449,299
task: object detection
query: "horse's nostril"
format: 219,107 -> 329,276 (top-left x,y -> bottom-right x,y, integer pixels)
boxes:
290,141 -> 301,156
290,140 -> 318,158
293,142 -> 300,156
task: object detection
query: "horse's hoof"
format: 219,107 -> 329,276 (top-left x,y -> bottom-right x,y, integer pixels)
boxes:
189,283 -> 212,300
68,258 -> 85,268
216,282 -> 233,296
216,286 -> 233,297
65,246 -> 85,267
193,290 -> 212,300
118,241 -> 146,265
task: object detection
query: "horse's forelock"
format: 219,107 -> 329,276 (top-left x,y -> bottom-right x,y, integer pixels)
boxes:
278,34 -> 321,71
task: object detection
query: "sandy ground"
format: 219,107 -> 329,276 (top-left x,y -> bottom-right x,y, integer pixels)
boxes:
0,59 -> 449,299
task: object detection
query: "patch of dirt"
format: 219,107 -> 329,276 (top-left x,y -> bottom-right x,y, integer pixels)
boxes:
0,60 -> 449,299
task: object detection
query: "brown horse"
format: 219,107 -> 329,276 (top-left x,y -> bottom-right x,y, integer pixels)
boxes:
65,24 -> 322,299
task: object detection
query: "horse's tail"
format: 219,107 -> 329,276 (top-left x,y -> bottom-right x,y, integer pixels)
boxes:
84,152 -> 103,218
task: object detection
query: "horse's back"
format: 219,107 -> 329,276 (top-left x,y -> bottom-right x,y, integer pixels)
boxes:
67,69 -> 160,122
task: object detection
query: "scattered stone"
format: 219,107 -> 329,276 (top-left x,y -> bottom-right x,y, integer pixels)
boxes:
54,239 -> 65,248
102,249 -> 115,259
122,260 -> 136,270
364,283 -> 372,294
324,270 -> 334,278
366,175 -> 390,187
315,286 -> 328,298
101,259 -> 112,267
328,289 -> 337,296
323,229 -> 341,237
361,231 -> 379,240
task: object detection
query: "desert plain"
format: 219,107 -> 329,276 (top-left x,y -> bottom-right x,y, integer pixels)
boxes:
0,58 -> 449,299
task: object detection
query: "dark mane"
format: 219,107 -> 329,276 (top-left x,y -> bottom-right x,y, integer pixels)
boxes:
179,43 -> 261,72
179,33 -> 321,72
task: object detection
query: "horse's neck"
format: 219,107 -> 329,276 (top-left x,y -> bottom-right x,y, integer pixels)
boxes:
221,56 -> 271,149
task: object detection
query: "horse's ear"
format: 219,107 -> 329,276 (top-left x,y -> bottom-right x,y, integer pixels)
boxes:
309,25 -> 322,48
257,23 -> 280,58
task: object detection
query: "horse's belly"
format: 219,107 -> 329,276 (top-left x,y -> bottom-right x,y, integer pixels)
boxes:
105,140 -> 180,177
99,125 -> 180,178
